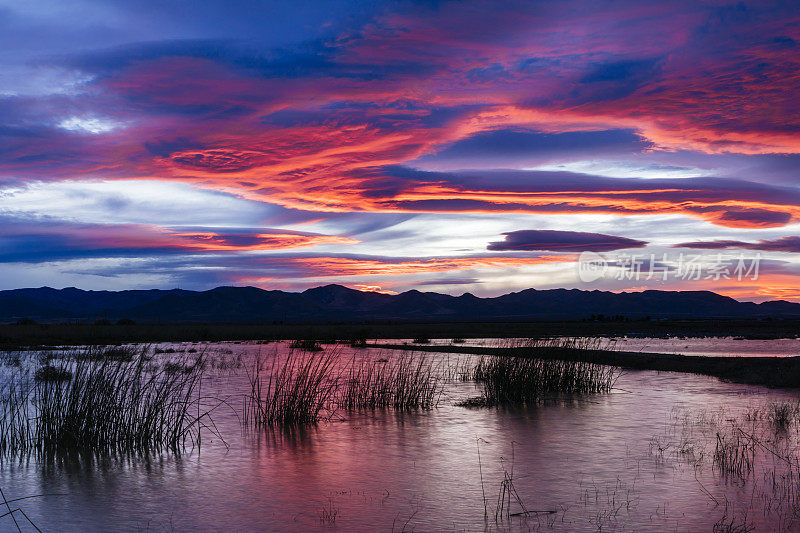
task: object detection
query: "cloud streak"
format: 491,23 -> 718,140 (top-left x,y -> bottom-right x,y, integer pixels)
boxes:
488,230 -> 647,252
0,215 -> 357,262
675,236 -> 800,253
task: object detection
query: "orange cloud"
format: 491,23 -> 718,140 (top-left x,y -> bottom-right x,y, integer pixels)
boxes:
3,3 -> 800,239
240,254 -> 574,279
691,273 -> 800,303
173,231 -> 358,251
353,284 -> 398,295
385,184 -> 799,228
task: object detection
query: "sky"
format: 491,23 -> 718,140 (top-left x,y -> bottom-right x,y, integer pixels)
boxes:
1,0 -> 800,300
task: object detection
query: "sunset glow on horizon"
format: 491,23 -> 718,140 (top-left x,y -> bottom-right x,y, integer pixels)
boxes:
2,0 -> 800,300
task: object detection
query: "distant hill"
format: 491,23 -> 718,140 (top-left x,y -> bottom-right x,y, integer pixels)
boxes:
1,284 -> 799,323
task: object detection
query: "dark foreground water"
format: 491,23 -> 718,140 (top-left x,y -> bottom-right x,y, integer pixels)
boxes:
2,340 -> 800,532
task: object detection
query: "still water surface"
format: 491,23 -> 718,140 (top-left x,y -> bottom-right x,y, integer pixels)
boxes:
2,340 -> 799,531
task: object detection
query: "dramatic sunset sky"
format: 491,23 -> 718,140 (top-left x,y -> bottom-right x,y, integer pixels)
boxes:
2,0 -> 799,300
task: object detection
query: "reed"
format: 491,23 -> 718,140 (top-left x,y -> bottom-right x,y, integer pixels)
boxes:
389,354 -> 442,409
713,430 -> 755,479
768,401 -> 800,430
318,497 -> 339,524
244,349 -> 339,426
339,353 -> 442,410
494,443 -> 528,521
85,344 -> 140,361
33,365 -> 71,382
0,486 -> 42,532
289,339 -> 323,352
349,338 -> 368,348
713,502 -> 754,533
471,355 -> 617,406
244,348 -> 443,427
494,336 -> 615,351
0,347 -> 213,456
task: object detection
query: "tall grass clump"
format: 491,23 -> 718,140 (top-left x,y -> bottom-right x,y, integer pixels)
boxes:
713,430 -> 755,479
471,355 -> 617,406
339,354 -> 442,410
244,349 -> 339,426
0,348 -> 213,456
289,339 -> 323,352
493,336 -> 615,351
768,401 -> 800,430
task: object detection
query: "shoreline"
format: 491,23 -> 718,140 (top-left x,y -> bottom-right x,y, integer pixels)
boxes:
375,343 -> 800,390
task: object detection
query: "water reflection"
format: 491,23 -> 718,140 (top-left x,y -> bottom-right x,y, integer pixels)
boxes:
0,341 -> 799,531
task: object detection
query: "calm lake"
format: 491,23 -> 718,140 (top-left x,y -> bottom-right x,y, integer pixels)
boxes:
2,338 -> 800,531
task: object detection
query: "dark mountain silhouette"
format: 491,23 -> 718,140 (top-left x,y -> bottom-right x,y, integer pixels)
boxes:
2,284 -> 800,323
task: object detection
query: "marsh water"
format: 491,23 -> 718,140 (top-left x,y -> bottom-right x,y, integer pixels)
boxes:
3,339 -> 800,531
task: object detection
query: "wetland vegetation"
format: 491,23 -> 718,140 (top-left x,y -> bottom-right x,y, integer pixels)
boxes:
0,337 -> 797,530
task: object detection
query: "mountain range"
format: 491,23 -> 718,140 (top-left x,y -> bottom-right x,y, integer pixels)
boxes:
2,285 -> 800,323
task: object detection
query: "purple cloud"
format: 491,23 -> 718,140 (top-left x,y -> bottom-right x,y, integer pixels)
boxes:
414,128 -> 651,169
675,236 -> 800,253
488,230 -> 647,252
